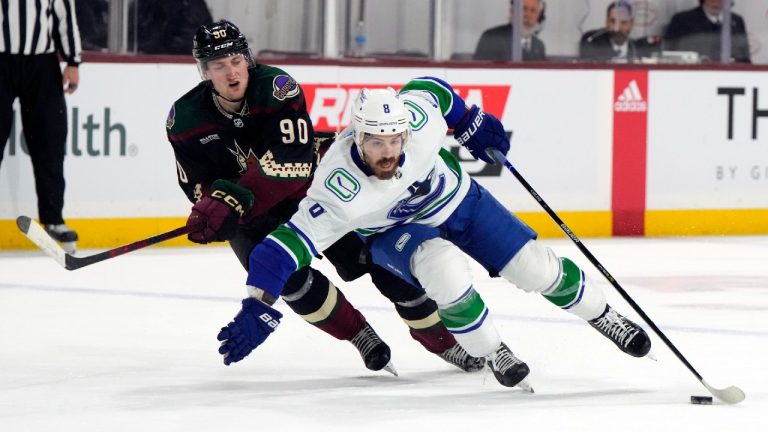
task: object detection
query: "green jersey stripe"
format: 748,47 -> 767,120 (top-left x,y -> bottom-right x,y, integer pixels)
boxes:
269,225 -> 314,268
401,78 -> 454,116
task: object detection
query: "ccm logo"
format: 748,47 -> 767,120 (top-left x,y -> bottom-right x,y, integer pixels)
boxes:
214,42 -> 234,50
211,190 -> 246,217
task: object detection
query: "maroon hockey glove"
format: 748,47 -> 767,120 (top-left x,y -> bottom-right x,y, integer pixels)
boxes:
187,179 -> 255,244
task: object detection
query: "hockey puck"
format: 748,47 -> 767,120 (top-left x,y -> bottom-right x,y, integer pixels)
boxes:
690,395 -> 713,405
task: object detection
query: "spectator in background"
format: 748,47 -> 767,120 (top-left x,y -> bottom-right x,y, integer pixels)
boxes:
580,1 -> 638,61
474,0 -> 546,61
1,0 -> 82,252
76,0 -> 109,51
663,0 -> 750,63
131,0 -> 213,54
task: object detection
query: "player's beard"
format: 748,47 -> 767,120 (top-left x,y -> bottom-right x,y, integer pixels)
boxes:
370,156 -> 400,180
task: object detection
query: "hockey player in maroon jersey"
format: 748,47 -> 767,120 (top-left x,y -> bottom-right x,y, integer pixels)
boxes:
166,20 -> 484,374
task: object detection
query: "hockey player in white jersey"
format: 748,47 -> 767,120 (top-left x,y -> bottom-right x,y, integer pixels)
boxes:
217,76 -> 652,389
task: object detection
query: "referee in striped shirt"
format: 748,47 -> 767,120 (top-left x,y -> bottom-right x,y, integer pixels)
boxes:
1,0 -> 82,251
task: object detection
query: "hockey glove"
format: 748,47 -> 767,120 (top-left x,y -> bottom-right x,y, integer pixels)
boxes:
217,297 -> 283,365
452,105 -> 509,165
187,179 -> 255,244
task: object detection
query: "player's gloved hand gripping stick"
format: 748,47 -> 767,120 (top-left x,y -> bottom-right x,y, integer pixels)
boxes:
186,179 -> 255,244
453,104 -> 509,164
17,179 -> 254,270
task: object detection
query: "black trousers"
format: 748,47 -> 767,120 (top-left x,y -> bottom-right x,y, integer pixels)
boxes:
0,53 -> 68,225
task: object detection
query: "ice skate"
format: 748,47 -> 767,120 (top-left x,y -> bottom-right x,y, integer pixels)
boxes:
589,304 -> 652,358
487,343 -> 533,392
440,343 -> 486,372
44,223 -> 78,254
351,323 -> 398,376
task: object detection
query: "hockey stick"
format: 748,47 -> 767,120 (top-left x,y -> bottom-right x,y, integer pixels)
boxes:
16,215 -> 195,271
488,149 -> 745,405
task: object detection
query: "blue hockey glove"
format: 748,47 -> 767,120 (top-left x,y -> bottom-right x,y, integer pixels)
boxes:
217,297 -> 282,365
452,105 -> 509,164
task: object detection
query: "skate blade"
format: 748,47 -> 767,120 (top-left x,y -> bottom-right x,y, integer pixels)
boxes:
516,378 -> 535,393
62,241 -> 77,255
382,361 -> 398,377
644,350 -> 658,362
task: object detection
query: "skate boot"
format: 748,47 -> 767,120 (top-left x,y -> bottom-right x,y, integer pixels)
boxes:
487,343 -> 531,390
439,343 -> 486,372
44,223 -> 79,254
589,305 -> 651,358
351,323 -> 397,376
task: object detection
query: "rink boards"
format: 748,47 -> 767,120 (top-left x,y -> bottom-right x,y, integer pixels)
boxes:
1,63 -> 767,249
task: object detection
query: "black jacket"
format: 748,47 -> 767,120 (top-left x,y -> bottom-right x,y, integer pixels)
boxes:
474,23 -> 546,61
663,6 -> 750,63
579,30 -> 639,61
579,30 -> 661,61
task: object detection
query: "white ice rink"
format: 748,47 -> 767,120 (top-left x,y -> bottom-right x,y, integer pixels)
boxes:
1,236 -> 766,431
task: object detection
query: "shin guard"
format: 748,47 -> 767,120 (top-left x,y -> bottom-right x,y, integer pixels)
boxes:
369,266 -> 458,354
281,266 -> 366,340
543,257 -> 607,321
438,287 -> 502,358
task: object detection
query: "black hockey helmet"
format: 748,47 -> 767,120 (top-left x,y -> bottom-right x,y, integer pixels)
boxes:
192,20 -> 254,78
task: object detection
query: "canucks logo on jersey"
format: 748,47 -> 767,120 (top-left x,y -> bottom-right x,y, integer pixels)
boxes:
325,168 -> 361,202
388,168 -> 446,221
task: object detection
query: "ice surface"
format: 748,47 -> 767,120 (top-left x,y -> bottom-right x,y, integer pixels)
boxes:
1,236 -> 766,431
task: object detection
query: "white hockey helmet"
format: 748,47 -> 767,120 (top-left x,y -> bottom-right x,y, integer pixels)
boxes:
351,88 -> 411,149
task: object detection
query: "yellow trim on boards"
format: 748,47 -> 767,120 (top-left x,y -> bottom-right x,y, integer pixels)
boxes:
1,212 -> 612,251
645,209 -> 768,236
2,209 -> 766,251
515,211 -> 612,238
0,217 -> 201,250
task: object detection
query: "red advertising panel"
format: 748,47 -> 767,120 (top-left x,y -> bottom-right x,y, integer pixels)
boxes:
612,70 -> 649,236
302,83 -> 511,132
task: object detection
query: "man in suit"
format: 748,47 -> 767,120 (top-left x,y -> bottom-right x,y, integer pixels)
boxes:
474,0 -> 546,62
580,1 -> 642,61
663,0 -> 750,63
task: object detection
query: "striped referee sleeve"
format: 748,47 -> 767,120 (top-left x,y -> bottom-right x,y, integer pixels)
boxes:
0,0 -> 81,64
53,0 -> 82,65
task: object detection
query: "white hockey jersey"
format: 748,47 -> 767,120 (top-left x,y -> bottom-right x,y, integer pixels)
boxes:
276,90 -> 469,259
246,77 -> 472,293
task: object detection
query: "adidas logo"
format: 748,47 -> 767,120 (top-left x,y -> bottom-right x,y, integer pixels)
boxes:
614,80 -> 647,112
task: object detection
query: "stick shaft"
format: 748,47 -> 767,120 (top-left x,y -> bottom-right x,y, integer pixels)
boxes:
490,149 -> 704,381
17,216 -> 194,271
65,225 -> 194,270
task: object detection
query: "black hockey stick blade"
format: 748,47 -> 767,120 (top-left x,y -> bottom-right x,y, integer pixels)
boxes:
487,149 -> 745,405
16,215 -> 194,271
